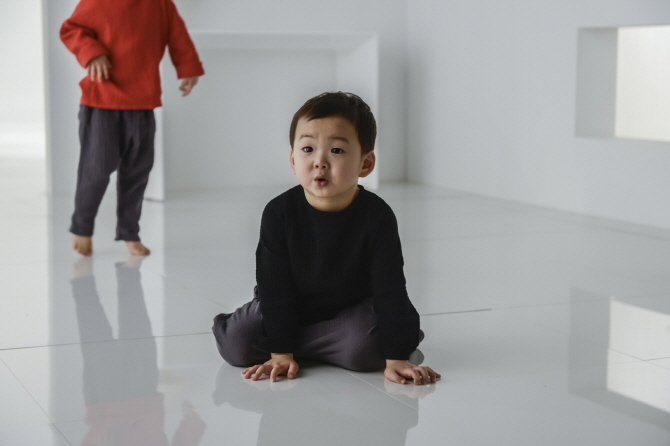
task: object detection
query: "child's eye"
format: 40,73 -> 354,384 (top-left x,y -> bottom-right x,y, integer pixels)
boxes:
302,146 -> 313,153
331,148 -> 344,154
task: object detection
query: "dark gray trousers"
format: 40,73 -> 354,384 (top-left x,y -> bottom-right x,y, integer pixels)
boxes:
213,294 -> 389,372
70,105 -> 155,241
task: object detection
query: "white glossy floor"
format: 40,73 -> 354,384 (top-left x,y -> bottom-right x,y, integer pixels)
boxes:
2,157 -> 670,445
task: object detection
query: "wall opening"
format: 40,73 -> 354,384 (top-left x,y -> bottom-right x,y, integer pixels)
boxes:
576,25 -> 670,143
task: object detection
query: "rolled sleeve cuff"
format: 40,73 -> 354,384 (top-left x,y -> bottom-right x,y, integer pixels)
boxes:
175,61 -> 204,79
76,43 -> 108,68
379,313 -> 421,360
257,334 -> 297,354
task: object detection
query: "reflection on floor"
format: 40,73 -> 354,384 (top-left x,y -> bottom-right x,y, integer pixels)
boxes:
1,158 -> 670,445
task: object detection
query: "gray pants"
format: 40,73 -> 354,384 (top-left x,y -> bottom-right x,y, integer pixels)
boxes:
70,105 -> 155,241
213,293 -> 392,372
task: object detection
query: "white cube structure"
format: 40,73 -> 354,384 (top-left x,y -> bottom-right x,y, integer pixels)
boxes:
146,32 -> 379,200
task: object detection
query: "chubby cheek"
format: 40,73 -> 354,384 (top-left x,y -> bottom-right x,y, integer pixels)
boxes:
300,162 -> 314,176
338,162 -> 361,182
296,164 -> 313,183
293,159 -> 308,175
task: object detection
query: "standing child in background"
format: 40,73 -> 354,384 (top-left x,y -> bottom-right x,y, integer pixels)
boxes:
60,0 -> 204,256
213,92 -> 440,385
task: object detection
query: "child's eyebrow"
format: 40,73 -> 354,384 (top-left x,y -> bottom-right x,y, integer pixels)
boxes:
298,134 -> 349,144
329,136 -> 350,144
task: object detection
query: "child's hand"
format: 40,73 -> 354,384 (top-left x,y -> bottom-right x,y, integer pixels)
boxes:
86,54 -> 111,82
179,76 -> 199,96
384,360 -> 440,385
242,353 -> 299,382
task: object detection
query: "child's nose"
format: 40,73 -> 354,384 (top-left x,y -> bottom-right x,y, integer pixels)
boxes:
314,154 -> 328,169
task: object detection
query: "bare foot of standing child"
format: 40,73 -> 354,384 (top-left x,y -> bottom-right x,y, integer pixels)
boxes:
72,234 -> 93,256
125,241 -> 151,256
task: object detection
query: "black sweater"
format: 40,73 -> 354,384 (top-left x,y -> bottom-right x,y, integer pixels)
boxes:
255,185 -> 420,360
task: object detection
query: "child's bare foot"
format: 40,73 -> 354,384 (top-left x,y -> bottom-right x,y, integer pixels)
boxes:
72,235 -> 93,256
125,241 -> 151,256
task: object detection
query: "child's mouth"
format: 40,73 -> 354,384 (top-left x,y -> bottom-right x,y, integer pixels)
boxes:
315,178 -> 328,186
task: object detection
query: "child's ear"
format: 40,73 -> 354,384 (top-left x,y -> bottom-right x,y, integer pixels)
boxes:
289,148 -> 296,175
359,151 -> 376,178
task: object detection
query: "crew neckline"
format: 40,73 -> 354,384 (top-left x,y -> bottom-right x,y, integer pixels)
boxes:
299,185 -> 366,215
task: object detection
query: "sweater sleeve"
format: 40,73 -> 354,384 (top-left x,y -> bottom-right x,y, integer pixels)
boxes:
165,0 -> 204,79
255,202 -> 299,352
370,207 -> 420,360
59,0 -> 109,68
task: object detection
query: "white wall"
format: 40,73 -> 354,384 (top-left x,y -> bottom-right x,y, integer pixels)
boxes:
0,0 -> 45,156
44,0 -> 408,196
407,0 -> 670,230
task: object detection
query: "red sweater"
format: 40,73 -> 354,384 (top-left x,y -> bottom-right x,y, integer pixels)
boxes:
60,0 -> 204,110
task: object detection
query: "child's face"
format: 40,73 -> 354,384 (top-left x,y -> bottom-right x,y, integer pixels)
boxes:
290,116 -> 375,212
